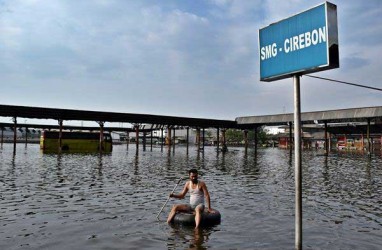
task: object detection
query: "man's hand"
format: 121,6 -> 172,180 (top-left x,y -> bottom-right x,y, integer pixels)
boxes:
169,193 -> 174,198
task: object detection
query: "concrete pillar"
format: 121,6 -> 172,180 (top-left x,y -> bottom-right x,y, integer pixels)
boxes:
196,128 -> 201,150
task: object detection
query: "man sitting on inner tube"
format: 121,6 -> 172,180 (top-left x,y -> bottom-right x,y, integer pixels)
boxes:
167,168 -> 215,228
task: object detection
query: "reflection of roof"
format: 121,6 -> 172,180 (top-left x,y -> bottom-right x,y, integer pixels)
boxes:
236,106 -> 382,126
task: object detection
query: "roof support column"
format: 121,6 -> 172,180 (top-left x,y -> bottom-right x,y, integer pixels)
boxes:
244,130 -> 248,152
289,122 -> 292,150
1,127 -> 3,149
25,127 -> 28,148
196,128 -> 201,150
216,127 -> 220,153
186,127 -> 189,155
150,130 -> 153,152
254,127 -> 258,153
367,119 -> 371,157
324,122 -> 328,155
135,125 -> 139,154
143,131 -> 146,152
166,127 -> 172,148
13,117 -> 17,153
161,128 -> 164,152
173,128 -> 176,152
126,131 -> 130,150
58,119 -> 63,153
98,121 -> 104,153
202,128 -> 205,151
222,129 -> 227,153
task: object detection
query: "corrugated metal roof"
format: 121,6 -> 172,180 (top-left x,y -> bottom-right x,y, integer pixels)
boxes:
236,106 -> 382,126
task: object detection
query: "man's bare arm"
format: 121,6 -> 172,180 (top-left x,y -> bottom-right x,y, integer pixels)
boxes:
170,181 -> 189,199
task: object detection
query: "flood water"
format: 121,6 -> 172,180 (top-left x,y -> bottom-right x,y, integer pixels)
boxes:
1,143 -> 382,249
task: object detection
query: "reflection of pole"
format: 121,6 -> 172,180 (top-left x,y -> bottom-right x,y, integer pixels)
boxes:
294,75 -> 302,250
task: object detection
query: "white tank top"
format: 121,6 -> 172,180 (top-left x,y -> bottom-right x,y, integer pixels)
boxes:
189,181 -> 204,207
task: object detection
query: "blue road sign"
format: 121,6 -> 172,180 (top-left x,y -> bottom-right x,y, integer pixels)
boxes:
259,2 -> 339,82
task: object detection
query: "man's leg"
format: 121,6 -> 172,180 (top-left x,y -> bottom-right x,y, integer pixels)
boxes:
194,204 -> 205,229
167,204 -> 190,224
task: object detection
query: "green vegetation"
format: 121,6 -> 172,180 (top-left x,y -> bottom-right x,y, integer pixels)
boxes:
225,127 -> 270,146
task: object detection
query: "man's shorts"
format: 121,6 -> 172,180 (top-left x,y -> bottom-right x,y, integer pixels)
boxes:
185,203 -> 205,211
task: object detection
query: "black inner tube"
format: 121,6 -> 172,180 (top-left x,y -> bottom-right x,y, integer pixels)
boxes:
173,209 -> 221,226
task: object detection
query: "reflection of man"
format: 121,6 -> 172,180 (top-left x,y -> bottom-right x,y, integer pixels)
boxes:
167,169 -> 213,228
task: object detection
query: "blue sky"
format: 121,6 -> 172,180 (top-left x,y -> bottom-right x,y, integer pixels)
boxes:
0,0 -> 381,126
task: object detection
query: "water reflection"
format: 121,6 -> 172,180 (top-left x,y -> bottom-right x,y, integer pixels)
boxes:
167,225 -> 214,250
1,144 -> 382,249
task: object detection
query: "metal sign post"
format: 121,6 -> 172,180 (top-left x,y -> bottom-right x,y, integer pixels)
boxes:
293,75 -> 302,250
